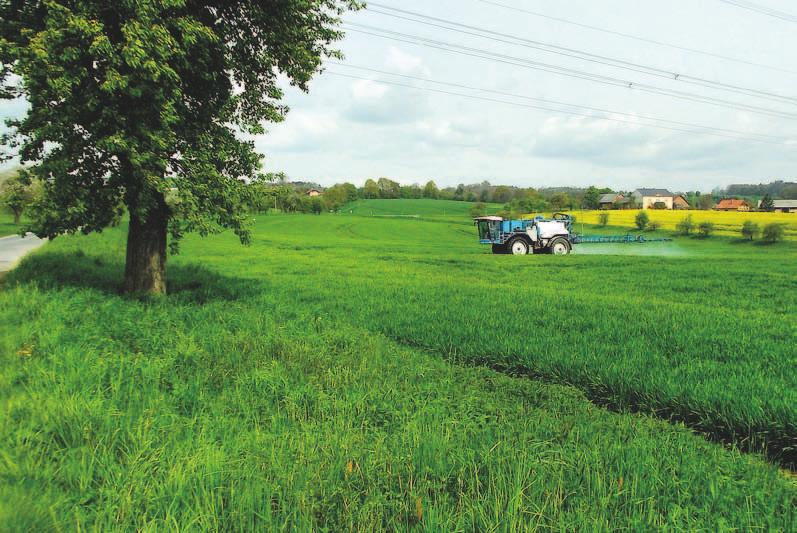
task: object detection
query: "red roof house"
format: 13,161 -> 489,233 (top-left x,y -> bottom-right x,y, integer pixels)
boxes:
714,199 -> 750,211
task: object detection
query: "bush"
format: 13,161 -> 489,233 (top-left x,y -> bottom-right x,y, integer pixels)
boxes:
634,210 -> 649,231
598,212 -> 609,227
652,201 -> 667,210
647,221 -> 661,231
311,197 -> 324,215
676,215 -> 694,236
697,221 -> 715,237
469,202 -> 486,218
741,220 -> 760,241
762,223 -> 785,243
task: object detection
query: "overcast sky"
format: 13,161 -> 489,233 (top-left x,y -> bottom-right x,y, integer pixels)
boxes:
3,0 -> 797,191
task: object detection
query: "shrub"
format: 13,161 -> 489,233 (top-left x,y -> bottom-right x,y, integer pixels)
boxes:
697,221 -> 715,237
741,221 -> 760,241
762,223 -> 785,243
469,202 -> 487,218
598,212 -> 609,227
647,221 -> 661,231
652,201 -> 667,210
311,197 -> 324,215
676,215 -> 694,236
634,210 -> 649,230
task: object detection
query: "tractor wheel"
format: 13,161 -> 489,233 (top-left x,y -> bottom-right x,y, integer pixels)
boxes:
509,238 -> 530,255
549,237 -> 572,255
491,243 -> 507,254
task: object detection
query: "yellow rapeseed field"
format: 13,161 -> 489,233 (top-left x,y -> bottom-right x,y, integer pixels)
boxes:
566,209 -> 797,239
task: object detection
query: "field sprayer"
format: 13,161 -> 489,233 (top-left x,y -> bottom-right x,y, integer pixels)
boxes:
474,213 -> 671,255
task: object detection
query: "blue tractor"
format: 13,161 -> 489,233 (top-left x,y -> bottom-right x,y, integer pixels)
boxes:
475,213 -> 575,255
475,213 -> 671,255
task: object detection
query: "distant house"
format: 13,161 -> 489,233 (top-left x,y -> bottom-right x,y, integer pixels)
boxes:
306,189 -> 322,197
632,189 -> 676,209
714,199 -> 750,212
760,199 -> 797,213
598,193 -> 625,209
673,195 -> 691,210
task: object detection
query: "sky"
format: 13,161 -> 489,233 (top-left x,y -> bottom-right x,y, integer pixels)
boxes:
3,0 -> 797,191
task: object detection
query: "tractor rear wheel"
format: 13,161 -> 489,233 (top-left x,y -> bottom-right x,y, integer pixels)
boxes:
509,238 -> 530,255
549,237 -> 572,255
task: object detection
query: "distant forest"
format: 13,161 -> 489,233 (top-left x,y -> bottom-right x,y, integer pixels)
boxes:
267,174 -> 797,214
2,166 -> 795,217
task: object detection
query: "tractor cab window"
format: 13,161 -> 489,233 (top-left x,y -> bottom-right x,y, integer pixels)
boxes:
477,220 -> 490,240
477,220 -> 499,240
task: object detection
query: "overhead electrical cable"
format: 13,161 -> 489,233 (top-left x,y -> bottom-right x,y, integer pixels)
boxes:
365,2 -> 797,105
325,70 -> 792,145
717,0 -> 797,23
343,23 -> 797,121
475,0 -> 797,76
328,61 -> 789,143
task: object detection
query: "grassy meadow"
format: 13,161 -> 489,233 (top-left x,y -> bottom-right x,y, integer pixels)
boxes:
567,208 -> 797,239
342,198 -> 502,217
1,202 -> 796,529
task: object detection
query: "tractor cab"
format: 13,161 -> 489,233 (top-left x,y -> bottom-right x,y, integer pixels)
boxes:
475,216 -> 503,243
474,214 -> 574,255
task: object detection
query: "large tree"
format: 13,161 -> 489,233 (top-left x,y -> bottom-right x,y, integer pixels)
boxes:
1,0 -> 360,294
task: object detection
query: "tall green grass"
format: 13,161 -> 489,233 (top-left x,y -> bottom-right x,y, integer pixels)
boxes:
191,214 -> 796,464
1,210 -> 795,529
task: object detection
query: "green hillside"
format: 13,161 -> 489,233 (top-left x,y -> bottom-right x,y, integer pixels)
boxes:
342,198 -> 502,216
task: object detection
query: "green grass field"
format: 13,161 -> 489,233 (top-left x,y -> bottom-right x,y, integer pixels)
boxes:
1,205 -> 795,529
342,198 -> 502,216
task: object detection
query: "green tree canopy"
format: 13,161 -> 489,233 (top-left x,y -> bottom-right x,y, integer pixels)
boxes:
582,186 -> 601,209
741,220 -> 760,241
1,0 -> 360,293
423,180 -> 439,199
759,194 -> 775,212
376,177 -> 400,199
362,179 -> 380,199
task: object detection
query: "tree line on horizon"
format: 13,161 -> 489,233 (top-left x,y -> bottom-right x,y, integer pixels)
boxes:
4,166 -> 796,220
240,174 -> 797,215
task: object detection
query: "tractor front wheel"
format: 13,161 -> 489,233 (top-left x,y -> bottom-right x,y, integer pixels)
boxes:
491,243 -> 507,254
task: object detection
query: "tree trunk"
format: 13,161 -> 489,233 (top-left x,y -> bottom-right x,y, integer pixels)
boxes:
123,199 -> 168,295
13,210 -> 21,225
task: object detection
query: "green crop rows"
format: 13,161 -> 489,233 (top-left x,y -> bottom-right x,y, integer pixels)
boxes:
1,203 -> 795,529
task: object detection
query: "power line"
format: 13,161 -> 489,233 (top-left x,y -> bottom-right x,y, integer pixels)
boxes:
365,2 -> 797,105
325,70 -> 792,145
343,23 -> 797,121
718,0 -> 797,23
329,61 -> 790,143
476,0 -> 797,76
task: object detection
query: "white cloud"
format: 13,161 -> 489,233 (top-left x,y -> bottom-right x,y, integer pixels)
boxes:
259,109 -> 339,152
351,79 -> 388,100
385,46 -> 430,76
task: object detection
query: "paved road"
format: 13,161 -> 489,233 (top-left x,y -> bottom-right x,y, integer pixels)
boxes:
0,233 -> 45,272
